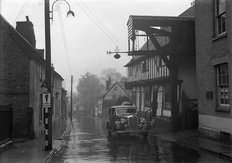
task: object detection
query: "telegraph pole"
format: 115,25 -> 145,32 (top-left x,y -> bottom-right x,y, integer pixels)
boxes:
44,0 -> 74,150
70,75 -> 73,121
44,0 -> 52,151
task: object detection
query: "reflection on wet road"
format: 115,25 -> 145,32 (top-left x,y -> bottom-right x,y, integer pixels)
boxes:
51,116 -> 229,163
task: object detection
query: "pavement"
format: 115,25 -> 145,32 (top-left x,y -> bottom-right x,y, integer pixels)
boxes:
1,117 -> 232,162
150,117 -> 232,161
0,121 -> 71,163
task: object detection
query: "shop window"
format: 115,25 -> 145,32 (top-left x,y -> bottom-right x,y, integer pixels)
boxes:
215,0 -> 226,35
216,63 -> 230,110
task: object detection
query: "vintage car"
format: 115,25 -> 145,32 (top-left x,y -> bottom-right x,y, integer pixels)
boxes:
106,105 -> 151,138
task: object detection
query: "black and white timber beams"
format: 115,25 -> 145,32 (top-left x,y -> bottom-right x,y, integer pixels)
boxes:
144,27 -> 172,70
138,25 -> 181,132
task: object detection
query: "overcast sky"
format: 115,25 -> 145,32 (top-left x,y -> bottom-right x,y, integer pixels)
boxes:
1,0 -> 193,92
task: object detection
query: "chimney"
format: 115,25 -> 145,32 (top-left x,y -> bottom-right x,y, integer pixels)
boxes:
106,76 -> 111,91
16,16 -> 36,48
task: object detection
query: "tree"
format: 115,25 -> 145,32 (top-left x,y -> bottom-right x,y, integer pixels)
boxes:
101,68 -> 124,84
77,72 -> 105,115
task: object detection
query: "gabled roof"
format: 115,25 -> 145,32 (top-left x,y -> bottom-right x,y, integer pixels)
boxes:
102,82 -> 128,99
0,14 -> 63,81
178,5 -> 195,17
0,15 -> 45,64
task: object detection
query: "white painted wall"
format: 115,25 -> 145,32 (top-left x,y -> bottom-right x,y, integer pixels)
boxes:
199,114 -> 232,134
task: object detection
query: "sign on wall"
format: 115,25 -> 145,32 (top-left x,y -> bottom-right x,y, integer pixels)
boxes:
42,93 -> 51,108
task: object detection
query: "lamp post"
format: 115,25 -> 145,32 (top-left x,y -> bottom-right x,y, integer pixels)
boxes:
44,0 -> 74,151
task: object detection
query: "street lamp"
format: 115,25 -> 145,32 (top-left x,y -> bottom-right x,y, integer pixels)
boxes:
107,46 -> 129,59
44,0 -> 74,151
50,0 -> 75,21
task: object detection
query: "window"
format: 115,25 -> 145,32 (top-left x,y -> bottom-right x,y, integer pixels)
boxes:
216,63 -> 230,108
116,107 -> 136,115
215,0 -> 226,35
142,59 -> 148,72
144,86 -> 151,107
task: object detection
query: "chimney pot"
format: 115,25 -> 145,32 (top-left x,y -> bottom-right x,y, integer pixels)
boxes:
16,16 -> 36,48
106,76 -> 112,91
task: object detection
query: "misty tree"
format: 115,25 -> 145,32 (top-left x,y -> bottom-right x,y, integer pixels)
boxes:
101,68 -> 126,84
77,72 -> 105,115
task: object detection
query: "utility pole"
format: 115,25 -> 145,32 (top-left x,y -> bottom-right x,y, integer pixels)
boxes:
44,0 -> 52,151
44,0 -> 74,150
70,75 -> 73,121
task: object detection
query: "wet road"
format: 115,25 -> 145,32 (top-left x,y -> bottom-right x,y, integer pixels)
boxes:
51,116 -> 229,163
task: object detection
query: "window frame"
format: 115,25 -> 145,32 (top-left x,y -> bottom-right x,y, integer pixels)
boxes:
142,59 -> 148,73
215,63 -> 230,111
214,0 -> 226,36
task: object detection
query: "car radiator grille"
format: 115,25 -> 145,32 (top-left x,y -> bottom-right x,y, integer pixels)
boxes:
128,117 -> 138,130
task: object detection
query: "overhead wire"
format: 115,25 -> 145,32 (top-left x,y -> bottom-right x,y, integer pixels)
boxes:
13,0 -> 32,24
57,4 -> 73,75
73,0 -> 118,47
73,0 -> 127,51
79,0 -> 127,51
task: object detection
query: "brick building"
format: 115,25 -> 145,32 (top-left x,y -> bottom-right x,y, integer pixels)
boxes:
195,0 -> 232,140
0,15 -> 66,138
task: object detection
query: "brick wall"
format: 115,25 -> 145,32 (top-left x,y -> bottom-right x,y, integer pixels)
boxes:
196,0 -> 232,118
0,20 -> 30,137
196,0 -> 232,135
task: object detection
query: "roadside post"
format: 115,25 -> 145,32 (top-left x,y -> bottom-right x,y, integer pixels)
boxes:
42,92 -> 52,150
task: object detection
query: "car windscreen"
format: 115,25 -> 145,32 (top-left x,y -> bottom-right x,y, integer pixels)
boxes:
116,107 -> 136,115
